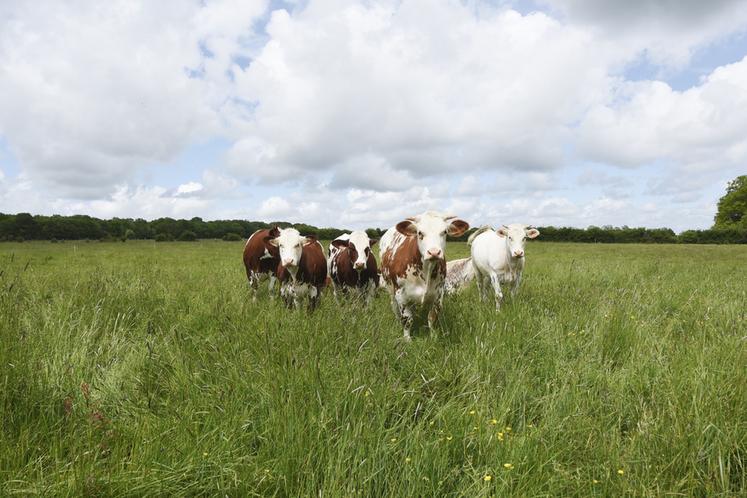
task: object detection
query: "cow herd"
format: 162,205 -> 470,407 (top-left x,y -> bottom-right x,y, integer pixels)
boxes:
242,211 -> 540,340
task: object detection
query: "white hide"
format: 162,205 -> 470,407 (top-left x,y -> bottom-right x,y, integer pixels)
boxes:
444,257 -> 475,294
470,224 -> 539,309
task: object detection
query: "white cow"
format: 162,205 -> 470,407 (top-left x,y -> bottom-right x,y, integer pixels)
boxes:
469,224 -> 540,309
380,211 -> 469,339
444,257 -> 475,295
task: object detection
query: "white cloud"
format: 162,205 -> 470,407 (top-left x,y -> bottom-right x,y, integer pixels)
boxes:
0,0 -> 746,232
0,0 -> 266,198
577,56 -> 747,171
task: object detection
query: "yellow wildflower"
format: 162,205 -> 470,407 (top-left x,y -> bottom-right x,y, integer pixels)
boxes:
469,410 -> 476,415
489,419 -> 498,425
503,463 -> 514,470
202,452 -> 208,457
390,437 -> 397,443
405,457 -> 412,463
505,426 -> 512,432
617,469 -> 624,475
593,479 -> 600,484
446,435 -> 453,441
483,474 -> 492,482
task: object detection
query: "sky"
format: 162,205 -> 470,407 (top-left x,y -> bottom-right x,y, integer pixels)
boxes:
1,0 -> 746,232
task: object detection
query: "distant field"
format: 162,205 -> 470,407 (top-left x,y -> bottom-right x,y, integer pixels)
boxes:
1,240 -> 746,496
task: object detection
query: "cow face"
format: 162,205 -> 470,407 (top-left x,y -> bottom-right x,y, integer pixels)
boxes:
396,211 -> 469,262
333,231 -> 377,271
496,224 -> 540,259
269,228 -> 311,269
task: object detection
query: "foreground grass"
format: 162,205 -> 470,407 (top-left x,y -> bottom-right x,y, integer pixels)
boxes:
1,240 -> 745,496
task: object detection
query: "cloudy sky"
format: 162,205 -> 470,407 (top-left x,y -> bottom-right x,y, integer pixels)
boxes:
1,0 -> 746,231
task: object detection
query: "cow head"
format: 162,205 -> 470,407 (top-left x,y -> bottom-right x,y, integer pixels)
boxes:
268,228 -> 313,269
496,224 -> 540,259
396,211 -> 469,262
332,230 -> 378,271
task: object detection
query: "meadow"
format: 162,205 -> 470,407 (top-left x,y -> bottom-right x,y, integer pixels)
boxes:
1,240 -> 745,497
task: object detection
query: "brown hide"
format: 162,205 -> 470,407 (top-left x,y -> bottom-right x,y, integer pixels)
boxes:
381,235 -> 446,288
242,228 -> 280,282
276,240 -> 327,289
330,247 -> 378,288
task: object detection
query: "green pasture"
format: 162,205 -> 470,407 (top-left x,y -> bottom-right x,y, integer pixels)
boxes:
1,240 -> 745,496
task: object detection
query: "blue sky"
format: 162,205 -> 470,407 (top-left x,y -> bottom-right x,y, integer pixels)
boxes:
1,0 -> 746,231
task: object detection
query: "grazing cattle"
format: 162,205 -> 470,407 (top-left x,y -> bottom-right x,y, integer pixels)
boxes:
469,224 -> 540,310
242,227 -> 281,301
380,211 -> 469,340
328,231 -> 379,303
444,257 -> 475,295
270,228 -> 327,310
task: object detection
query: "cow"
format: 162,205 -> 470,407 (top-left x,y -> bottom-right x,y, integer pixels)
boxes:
269,228 -> 328,310
242,227 -> 281,301
328,231 -> 379,303
444,257 -> 475,295
469,224 -> 540,310
379,211 -> 469,340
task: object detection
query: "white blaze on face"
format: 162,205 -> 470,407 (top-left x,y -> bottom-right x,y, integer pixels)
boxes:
348,230 -> 372,270
269,228 -> 307,268
497,224 -> 540,259
396,211 -> 470,263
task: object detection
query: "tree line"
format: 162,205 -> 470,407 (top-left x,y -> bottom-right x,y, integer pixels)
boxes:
1,212 -> 746,244
2,175 -> 745,244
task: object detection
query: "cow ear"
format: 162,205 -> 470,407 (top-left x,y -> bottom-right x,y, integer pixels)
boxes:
447,219 -> 469,237
396,220 -> 418,236
331,239 -> 349,249
368,238 -> 379,247
268,237 -> 280,247
525,228 -> 540,239
268,226 -> 280,238
302,235 -> 317,246
496,227 -> 508,237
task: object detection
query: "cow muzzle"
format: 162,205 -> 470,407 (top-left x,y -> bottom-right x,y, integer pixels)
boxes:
282,258 -> 297,267
426,248 -> 443,260
512,250 -> 524,258
354,261 -> 365,270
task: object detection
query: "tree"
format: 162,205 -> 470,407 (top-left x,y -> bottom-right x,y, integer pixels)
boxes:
714,175 -> 747,228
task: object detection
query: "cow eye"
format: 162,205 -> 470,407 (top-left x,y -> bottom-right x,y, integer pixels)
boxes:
417,231 -> 424,240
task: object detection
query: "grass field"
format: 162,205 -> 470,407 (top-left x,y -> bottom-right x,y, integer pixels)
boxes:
1,240 -> 746,496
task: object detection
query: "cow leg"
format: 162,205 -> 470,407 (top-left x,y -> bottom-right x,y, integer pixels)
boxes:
308,286 -> 321,311
510,273 -> 522,298
267,275 -> 277,299
247,272 -> 259,302
490,273 -> 504,310
475,271 -> 489,302
281,284 -> 294,308
364,280 -> 377,307
428,301 -> 441,331
394,288 -> 413,340
400,306 -> 414,341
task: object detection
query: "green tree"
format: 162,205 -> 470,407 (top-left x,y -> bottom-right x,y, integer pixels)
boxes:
714,175 -> 747,228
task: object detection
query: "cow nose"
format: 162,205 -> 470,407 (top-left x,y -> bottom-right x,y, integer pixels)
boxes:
427,248 -> 442,259
354,261 -> 365,270
513,250 -> 524,258
282,258 -> 295,267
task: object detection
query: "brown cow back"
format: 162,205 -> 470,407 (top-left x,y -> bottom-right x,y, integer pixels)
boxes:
243,229 -> 280,279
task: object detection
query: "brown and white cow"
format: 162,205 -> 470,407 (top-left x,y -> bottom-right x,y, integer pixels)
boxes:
328,231 -> 379,303
379,211 -> 469,340
242,227 -> 281,301
270,228 -> 328,310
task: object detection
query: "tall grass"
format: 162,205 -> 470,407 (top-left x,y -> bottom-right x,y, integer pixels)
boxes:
1,241 -> 745,496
